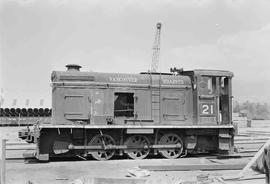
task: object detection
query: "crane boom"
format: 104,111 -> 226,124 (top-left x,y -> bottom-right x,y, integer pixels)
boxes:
151,22 -> 162,72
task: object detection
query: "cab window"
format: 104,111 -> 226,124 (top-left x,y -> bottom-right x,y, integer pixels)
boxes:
201,76 -> 216,95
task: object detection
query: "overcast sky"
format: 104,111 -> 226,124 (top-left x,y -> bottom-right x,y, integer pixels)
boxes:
1,0 -> 270,107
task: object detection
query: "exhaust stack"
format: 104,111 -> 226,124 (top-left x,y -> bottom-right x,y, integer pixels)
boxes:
65,64 -> 81,71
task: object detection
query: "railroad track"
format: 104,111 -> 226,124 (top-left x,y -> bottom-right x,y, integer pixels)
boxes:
4,138 -> 267,161
3,129 -> 269,162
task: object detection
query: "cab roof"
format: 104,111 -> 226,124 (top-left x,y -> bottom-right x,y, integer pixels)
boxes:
181,69 -> 234,77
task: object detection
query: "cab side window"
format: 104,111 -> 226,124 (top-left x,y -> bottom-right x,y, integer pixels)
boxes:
200,76 -> 216,95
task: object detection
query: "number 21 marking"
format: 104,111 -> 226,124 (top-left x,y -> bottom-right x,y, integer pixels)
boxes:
202,104 -> 214,114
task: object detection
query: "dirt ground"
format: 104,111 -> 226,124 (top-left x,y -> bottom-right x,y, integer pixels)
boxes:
6,157 -> 263,184
1,120 -> 269,184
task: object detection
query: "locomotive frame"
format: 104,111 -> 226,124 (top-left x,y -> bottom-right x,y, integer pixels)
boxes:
31,64 -> 235,161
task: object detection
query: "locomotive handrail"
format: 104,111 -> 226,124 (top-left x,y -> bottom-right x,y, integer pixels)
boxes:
114,109 -> 134,112
52,81 -> 191,89
64,95 -> 84,98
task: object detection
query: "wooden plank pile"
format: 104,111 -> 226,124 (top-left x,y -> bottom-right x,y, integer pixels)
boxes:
140,163 -> 247,171
234,130 -> 270,155
71,177 -> 147,184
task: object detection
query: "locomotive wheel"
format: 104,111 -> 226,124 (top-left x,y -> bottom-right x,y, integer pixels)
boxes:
125,135 -> 150,160
88,134 -> 116,161
158,133 -> 183,159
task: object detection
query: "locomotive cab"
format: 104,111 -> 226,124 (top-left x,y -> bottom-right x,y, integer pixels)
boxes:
181,70 -> 233,126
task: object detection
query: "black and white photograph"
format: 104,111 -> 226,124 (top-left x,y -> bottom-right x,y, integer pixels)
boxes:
1,0 -> 270,183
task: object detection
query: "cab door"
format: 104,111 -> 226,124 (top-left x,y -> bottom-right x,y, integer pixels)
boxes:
197,76 -> 218,125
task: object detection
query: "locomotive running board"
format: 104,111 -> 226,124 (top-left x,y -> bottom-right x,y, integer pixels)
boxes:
68,144 -> 182,150
39,124 -> 234,129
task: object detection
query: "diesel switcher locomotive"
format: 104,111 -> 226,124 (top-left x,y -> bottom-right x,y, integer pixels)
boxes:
27,64 -> 234,161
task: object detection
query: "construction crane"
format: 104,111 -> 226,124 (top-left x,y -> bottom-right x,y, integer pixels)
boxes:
150,22 -> 162,72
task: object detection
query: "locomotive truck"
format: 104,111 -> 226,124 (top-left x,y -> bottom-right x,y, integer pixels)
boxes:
24,64 -> 234,161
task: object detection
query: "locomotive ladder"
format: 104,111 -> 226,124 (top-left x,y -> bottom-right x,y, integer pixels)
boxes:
151,73 -> 161,123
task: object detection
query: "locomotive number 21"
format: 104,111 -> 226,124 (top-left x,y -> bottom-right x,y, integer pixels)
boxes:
200,103 -> 214,115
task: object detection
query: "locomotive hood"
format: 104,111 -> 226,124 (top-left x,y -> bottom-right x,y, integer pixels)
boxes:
51,69 -> 191,88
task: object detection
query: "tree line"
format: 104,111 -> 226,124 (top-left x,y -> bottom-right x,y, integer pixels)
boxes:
233,101 -> 270,120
